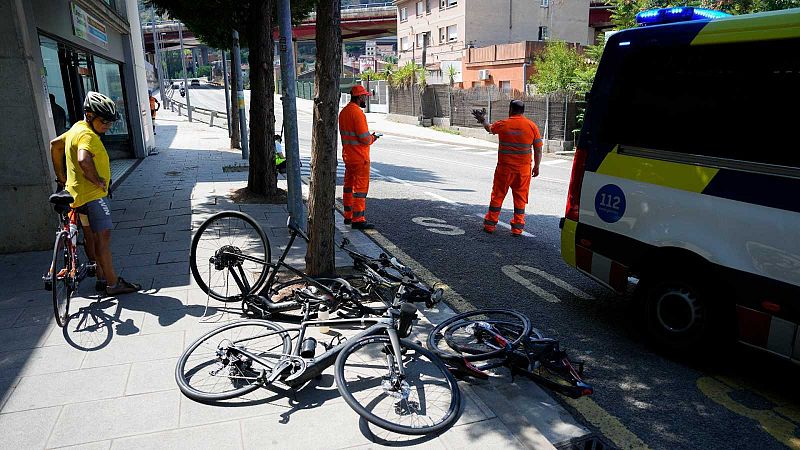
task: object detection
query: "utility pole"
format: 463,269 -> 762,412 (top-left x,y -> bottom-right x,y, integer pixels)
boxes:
221,49 -> 231,138
278,0 -> 305,228
232,30 -> 249,160
178,22 -> 192,122
150,7 -> 166,107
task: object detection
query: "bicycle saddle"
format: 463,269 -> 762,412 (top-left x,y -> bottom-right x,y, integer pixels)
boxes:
286,217 -> 309,242
49,190 -> 74,206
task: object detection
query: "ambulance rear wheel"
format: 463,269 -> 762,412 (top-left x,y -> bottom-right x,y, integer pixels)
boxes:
640,270 -> 711,353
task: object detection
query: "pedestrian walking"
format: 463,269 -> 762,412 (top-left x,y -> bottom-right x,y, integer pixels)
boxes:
339,85 -> 380,230
473,100 -> 543,236
149,91 -> 160,134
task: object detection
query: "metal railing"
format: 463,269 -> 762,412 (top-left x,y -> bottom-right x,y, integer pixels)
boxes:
341,2 -> 393,9
166,88 -> 228,130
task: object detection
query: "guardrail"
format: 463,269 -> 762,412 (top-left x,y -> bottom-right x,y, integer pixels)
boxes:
168,98 -> 229,131
341,2 -> 393,9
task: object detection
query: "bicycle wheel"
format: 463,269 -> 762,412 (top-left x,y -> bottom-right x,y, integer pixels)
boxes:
335,334 -> 461,435
51,232 -> 72,327
176,320 -> 291,402
427,309 -> 532,362
190,211 -> 271,302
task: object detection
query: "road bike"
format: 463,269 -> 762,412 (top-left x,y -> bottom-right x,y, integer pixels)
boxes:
189,211 -> 443,320
42,190 -> 95,327
176,273 -> 461,435
427,309 -> 593,399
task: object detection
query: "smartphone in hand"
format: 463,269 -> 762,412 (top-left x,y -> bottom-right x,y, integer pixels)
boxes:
372,132 -> 383,139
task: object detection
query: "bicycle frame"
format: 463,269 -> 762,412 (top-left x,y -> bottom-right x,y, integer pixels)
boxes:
221,306 -> 404,389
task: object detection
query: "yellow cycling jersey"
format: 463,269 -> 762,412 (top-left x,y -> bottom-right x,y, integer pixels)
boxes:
63,120 -> 111,208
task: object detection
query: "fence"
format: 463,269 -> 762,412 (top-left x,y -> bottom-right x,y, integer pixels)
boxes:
389,85 -> 578,141
168,98 -> 229,131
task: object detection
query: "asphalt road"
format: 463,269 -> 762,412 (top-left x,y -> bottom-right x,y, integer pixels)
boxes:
166,87 -> 800,450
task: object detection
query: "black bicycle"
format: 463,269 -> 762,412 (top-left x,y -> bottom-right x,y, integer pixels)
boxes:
42,191 -> 95,327
176,273 -> 461,435
427,309 -> 593,399
189,211 -> 371,319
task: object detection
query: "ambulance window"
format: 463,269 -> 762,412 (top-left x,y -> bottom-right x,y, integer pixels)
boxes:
601,37 -> 799,169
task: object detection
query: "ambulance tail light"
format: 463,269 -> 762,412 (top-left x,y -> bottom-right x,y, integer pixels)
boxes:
565,148 -> 587,222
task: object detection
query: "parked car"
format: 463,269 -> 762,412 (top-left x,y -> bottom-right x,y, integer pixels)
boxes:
190,79 -> 200,86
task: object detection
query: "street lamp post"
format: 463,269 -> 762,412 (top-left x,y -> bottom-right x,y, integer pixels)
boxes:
178,21 -> 192,122
232,30 -> 249,160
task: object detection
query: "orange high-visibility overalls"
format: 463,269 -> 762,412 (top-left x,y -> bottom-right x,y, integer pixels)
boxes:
483,115 -> 543,235
339,102 -> 376,223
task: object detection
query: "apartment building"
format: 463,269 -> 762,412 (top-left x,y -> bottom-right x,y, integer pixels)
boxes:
395,0 -> 591,84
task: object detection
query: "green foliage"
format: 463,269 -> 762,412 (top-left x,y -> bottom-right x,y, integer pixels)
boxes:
382,55 -> 399,64
145,0 -> 316,50
446,64 -> 458,87
196,65 -> 212,77
529,41 -> 583,94
607,0 -> 800,30
359,68 -> 386,81
388,61 -> 422,88
572,35 -> 605,95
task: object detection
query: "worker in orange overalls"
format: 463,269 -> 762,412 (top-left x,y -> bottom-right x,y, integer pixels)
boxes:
473,100 -> 543,236
148,91 -> 160,134
339,85 -> 380,230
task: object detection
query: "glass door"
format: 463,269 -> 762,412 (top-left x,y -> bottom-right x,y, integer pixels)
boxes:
93,56 -> 131,159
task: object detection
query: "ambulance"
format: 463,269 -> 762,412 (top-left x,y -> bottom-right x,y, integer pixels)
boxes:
559,7 -> 800,357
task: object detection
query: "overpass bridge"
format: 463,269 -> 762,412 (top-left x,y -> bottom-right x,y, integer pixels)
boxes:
142,4 -> 396,53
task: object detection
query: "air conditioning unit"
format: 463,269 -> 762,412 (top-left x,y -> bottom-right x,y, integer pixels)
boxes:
478,69 -> 490,80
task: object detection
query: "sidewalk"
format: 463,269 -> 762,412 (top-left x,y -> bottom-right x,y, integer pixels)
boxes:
0,108 -> 590,449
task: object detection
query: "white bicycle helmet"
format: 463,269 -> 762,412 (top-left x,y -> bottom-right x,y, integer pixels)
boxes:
83,91 -> 120,121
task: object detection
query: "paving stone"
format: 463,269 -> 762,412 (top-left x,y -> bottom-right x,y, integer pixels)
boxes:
116,253 -> 159,269
2,364 -> 129,412
0,405 -> 62,449
130,239 -> 190,255
81,331 -> 184,368
240,399 -> 374,450
55,441 -> 112,450
48,390 -> 181,447
110,419 -> 243,450
144,207 -> 191,219
157,250 -> 189,264
0,289 -> 51,310
436,418 -> 528,450
43,307 -> 147,350
0,343 -> 85,378
0,308 -> 23,329
0,325 -> 53,352
124,357 -> 178,396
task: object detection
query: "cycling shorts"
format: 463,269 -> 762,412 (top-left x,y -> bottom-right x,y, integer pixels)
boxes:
77,197 -> 113,232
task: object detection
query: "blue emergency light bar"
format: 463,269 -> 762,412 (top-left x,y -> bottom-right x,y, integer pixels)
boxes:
635,7 -> 730,26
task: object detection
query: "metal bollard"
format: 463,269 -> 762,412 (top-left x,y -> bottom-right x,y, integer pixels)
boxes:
209,111 -> 216,127
177,104 -> 182,116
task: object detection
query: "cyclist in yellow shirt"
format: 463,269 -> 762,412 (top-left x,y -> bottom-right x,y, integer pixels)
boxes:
50,92 -> 140,296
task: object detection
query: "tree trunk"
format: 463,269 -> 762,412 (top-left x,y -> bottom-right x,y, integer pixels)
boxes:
305,0 -> 341,276
229,40 -> 241,150
246,0 -> 277,196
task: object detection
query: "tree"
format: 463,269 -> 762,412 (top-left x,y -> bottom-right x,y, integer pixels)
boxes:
305,0 -> 342,276
146,0 -> 315,198
529,41 -> 583,94
608,0 -> 800,29
572,35 -> 606,95
246,0 -> 277,197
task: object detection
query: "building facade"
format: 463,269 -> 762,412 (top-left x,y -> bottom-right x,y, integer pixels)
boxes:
395,0 -> 591,84
1,0 -> 153,252
461,41 -> 549,92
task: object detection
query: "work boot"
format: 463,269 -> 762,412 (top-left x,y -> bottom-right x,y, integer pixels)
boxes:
344,219 -> 352,225
483,227 -> 494,234
351,222 -> 375,230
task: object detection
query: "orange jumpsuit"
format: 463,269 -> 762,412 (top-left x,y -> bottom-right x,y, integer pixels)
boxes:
483,115 -> 543,235
339,102 -> 376,223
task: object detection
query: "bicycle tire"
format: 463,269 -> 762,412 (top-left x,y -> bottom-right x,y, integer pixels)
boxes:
175,320 -> 291,402
335,334 -> 461,435
427,309 -> 532,362
51,231 -> 71,327
190,211 -> 271,302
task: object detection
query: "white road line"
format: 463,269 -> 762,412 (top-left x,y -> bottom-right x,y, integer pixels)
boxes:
504,264 -> 594,301
541,159 -> 569,166
473,213 -> 535,238
502,265 -> 561,303
424,191 -> 459,205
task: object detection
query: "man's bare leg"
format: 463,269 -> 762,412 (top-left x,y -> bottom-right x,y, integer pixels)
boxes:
93,229 -> 118,286
82,226 -> 105,281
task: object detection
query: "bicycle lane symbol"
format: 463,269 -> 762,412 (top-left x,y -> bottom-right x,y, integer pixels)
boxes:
411,217 -> 465,236
697,375 -> 800,449
501,265 -> 594,303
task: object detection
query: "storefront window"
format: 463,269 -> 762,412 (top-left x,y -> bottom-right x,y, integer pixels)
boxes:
39,36 -> 71,135
94,56 -> 128,137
